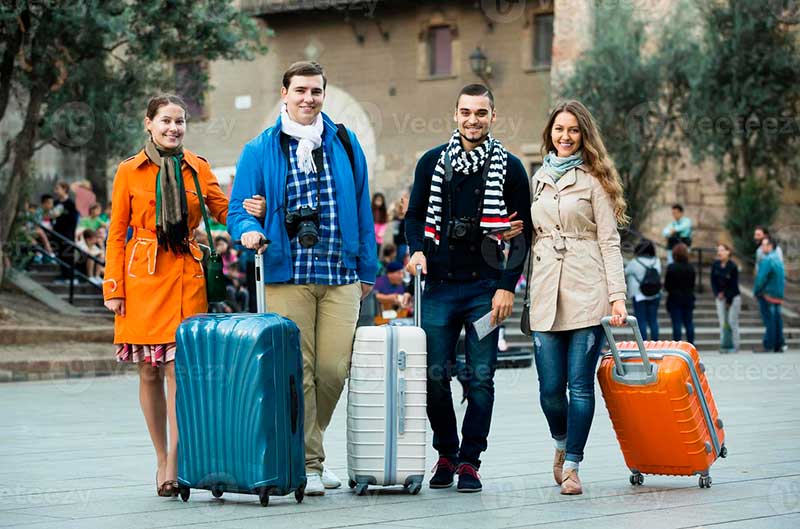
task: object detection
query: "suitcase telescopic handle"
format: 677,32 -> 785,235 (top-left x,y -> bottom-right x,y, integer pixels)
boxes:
233,240 -> 270,314
600,316 -> 654,378
413,264 -> 423,327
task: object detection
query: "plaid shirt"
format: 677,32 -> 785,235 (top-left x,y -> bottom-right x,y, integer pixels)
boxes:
285,138 -> 359,285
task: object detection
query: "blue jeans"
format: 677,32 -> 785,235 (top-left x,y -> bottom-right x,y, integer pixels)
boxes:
633,297 -> 660,340
533,326 -> 605,464
757,296 -> 785,351
667,298 -> 695,343
422,279 -> 499,468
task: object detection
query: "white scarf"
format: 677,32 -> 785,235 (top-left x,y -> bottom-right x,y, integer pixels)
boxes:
280,103 -> 323,175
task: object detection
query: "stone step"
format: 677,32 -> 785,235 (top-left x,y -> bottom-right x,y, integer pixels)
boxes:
0,326 -> 113,345
47,282 -> 103,296
503,334 -> 800,348
58,294 -> 105,308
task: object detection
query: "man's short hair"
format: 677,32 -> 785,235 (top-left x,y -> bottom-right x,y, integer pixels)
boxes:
282,61 -> 327,90
40,194 -> 53,203
456,84 -> 494,110
671,203 -> 684,212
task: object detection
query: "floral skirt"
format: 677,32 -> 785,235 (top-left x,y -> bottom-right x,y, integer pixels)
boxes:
115,343 -> 176,367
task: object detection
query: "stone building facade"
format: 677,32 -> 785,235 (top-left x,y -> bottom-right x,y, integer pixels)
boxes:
10,0 -> 796,263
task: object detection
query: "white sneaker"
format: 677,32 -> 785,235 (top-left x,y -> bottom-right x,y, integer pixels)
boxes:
305,473 -> 325,496
321,465 -> 342,489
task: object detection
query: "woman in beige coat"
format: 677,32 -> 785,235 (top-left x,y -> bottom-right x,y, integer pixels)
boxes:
528,100 -> 628,495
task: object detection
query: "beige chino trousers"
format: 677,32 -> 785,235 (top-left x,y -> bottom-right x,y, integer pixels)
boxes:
265,282 -> 361,475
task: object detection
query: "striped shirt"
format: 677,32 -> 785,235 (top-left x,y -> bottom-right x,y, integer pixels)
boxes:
285,138 -> 359,285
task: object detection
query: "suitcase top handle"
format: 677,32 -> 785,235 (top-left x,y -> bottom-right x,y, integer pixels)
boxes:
601,316 -> 656,382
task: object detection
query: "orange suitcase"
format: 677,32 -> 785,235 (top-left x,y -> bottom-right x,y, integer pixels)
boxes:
597,316 -> 727,488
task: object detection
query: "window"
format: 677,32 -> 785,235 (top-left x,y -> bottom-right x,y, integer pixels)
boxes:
428,26 -> 452,76
174,61 -> 206,120
533,13 -> 554,68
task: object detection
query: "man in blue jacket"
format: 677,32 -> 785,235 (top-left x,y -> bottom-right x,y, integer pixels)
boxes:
228,61 -> 377,495
753,236 -> 786,353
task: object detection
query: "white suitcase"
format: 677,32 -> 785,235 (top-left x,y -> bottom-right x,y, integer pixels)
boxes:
347,266 -> 427,495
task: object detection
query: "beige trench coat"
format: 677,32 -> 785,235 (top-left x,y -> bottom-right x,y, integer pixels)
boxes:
528,165 -> 626,332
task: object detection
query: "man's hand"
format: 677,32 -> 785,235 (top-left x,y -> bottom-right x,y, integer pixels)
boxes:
609,299 -> 628,326
490,289 -> 514,326
243,195 -> 266,218
406,251 -> 427,275
501,211 -> 524,241
360,282 -> 373,300
105,298 -> 125,316
241,231 -> 268,253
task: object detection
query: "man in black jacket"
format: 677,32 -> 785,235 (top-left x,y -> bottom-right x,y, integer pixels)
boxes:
405,84 -> 532,492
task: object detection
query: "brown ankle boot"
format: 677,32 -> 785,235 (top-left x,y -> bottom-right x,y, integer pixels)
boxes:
553,449 -> 566,485
560,469 -> 583,495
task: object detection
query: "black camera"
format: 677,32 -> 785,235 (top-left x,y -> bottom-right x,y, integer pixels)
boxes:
285,206 -> 320,248
447,217 -> 479,241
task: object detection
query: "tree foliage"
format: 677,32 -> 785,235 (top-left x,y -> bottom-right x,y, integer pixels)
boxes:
0,0 -> 264,279
562,0 -> 697,234
682,0 -> 800,258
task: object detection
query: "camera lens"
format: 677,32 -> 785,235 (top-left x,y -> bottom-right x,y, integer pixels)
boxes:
454,223 -> 468,238
297,221 -> 319,248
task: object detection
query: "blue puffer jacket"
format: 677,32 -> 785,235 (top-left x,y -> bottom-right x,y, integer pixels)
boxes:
227,113 -> 377,284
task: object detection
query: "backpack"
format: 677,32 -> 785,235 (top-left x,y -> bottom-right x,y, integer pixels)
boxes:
637,258 -> 662,296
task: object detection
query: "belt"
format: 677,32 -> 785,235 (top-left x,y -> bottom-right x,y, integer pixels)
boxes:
537,230 -> 597,240
537,229 -> 597,254
133,227 -> 157,240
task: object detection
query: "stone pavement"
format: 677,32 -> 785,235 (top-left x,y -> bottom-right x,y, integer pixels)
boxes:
1,350 -> 799,529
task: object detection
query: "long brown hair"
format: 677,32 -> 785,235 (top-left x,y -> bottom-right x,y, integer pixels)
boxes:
542,100 -> 629,225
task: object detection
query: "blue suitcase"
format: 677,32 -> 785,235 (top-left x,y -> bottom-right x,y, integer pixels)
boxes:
175,253 -> 306,506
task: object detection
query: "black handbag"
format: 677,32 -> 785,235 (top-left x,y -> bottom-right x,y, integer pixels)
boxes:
191,170 -> 227,304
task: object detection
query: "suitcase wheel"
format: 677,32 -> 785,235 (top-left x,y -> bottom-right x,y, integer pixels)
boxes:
179,485 -> 190,502
355,482 -> 369,496
211,485 -> 223,499
720,445 -> 728,458
699,476 -> 712,488
348,479 -> 357,489
258,487 -> 270,506
295,485 -> 305,504
407,482 -> 422,495
629,473 -> 644,486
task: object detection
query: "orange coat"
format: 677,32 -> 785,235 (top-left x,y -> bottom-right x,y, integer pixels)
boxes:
103,149 -> 229,345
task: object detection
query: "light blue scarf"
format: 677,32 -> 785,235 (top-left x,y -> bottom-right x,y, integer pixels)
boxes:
540,150 -> 584,182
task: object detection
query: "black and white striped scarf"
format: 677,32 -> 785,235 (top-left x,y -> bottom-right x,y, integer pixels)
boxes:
424,130 -> 511,245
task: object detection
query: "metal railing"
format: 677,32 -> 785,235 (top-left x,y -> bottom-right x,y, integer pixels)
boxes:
32,223 -> 106,304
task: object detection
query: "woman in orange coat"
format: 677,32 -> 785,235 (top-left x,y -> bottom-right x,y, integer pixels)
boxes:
103,94 -> 264,497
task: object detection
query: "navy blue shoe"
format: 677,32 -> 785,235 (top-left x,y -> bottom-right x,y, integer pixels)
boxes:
456,463 -> 482,493
429,456 -> 457,488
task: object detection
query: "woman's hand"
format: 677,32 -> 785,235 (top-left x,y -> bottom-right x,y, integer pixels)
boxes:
609,299 -> 627,327
501,211 -> 524,241
243,194 -> 266,218
105,298 -> 125,317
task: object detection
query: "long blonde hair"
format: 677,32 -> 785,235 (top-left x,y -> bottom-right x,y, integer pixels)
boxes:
542,100 -> 629,226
